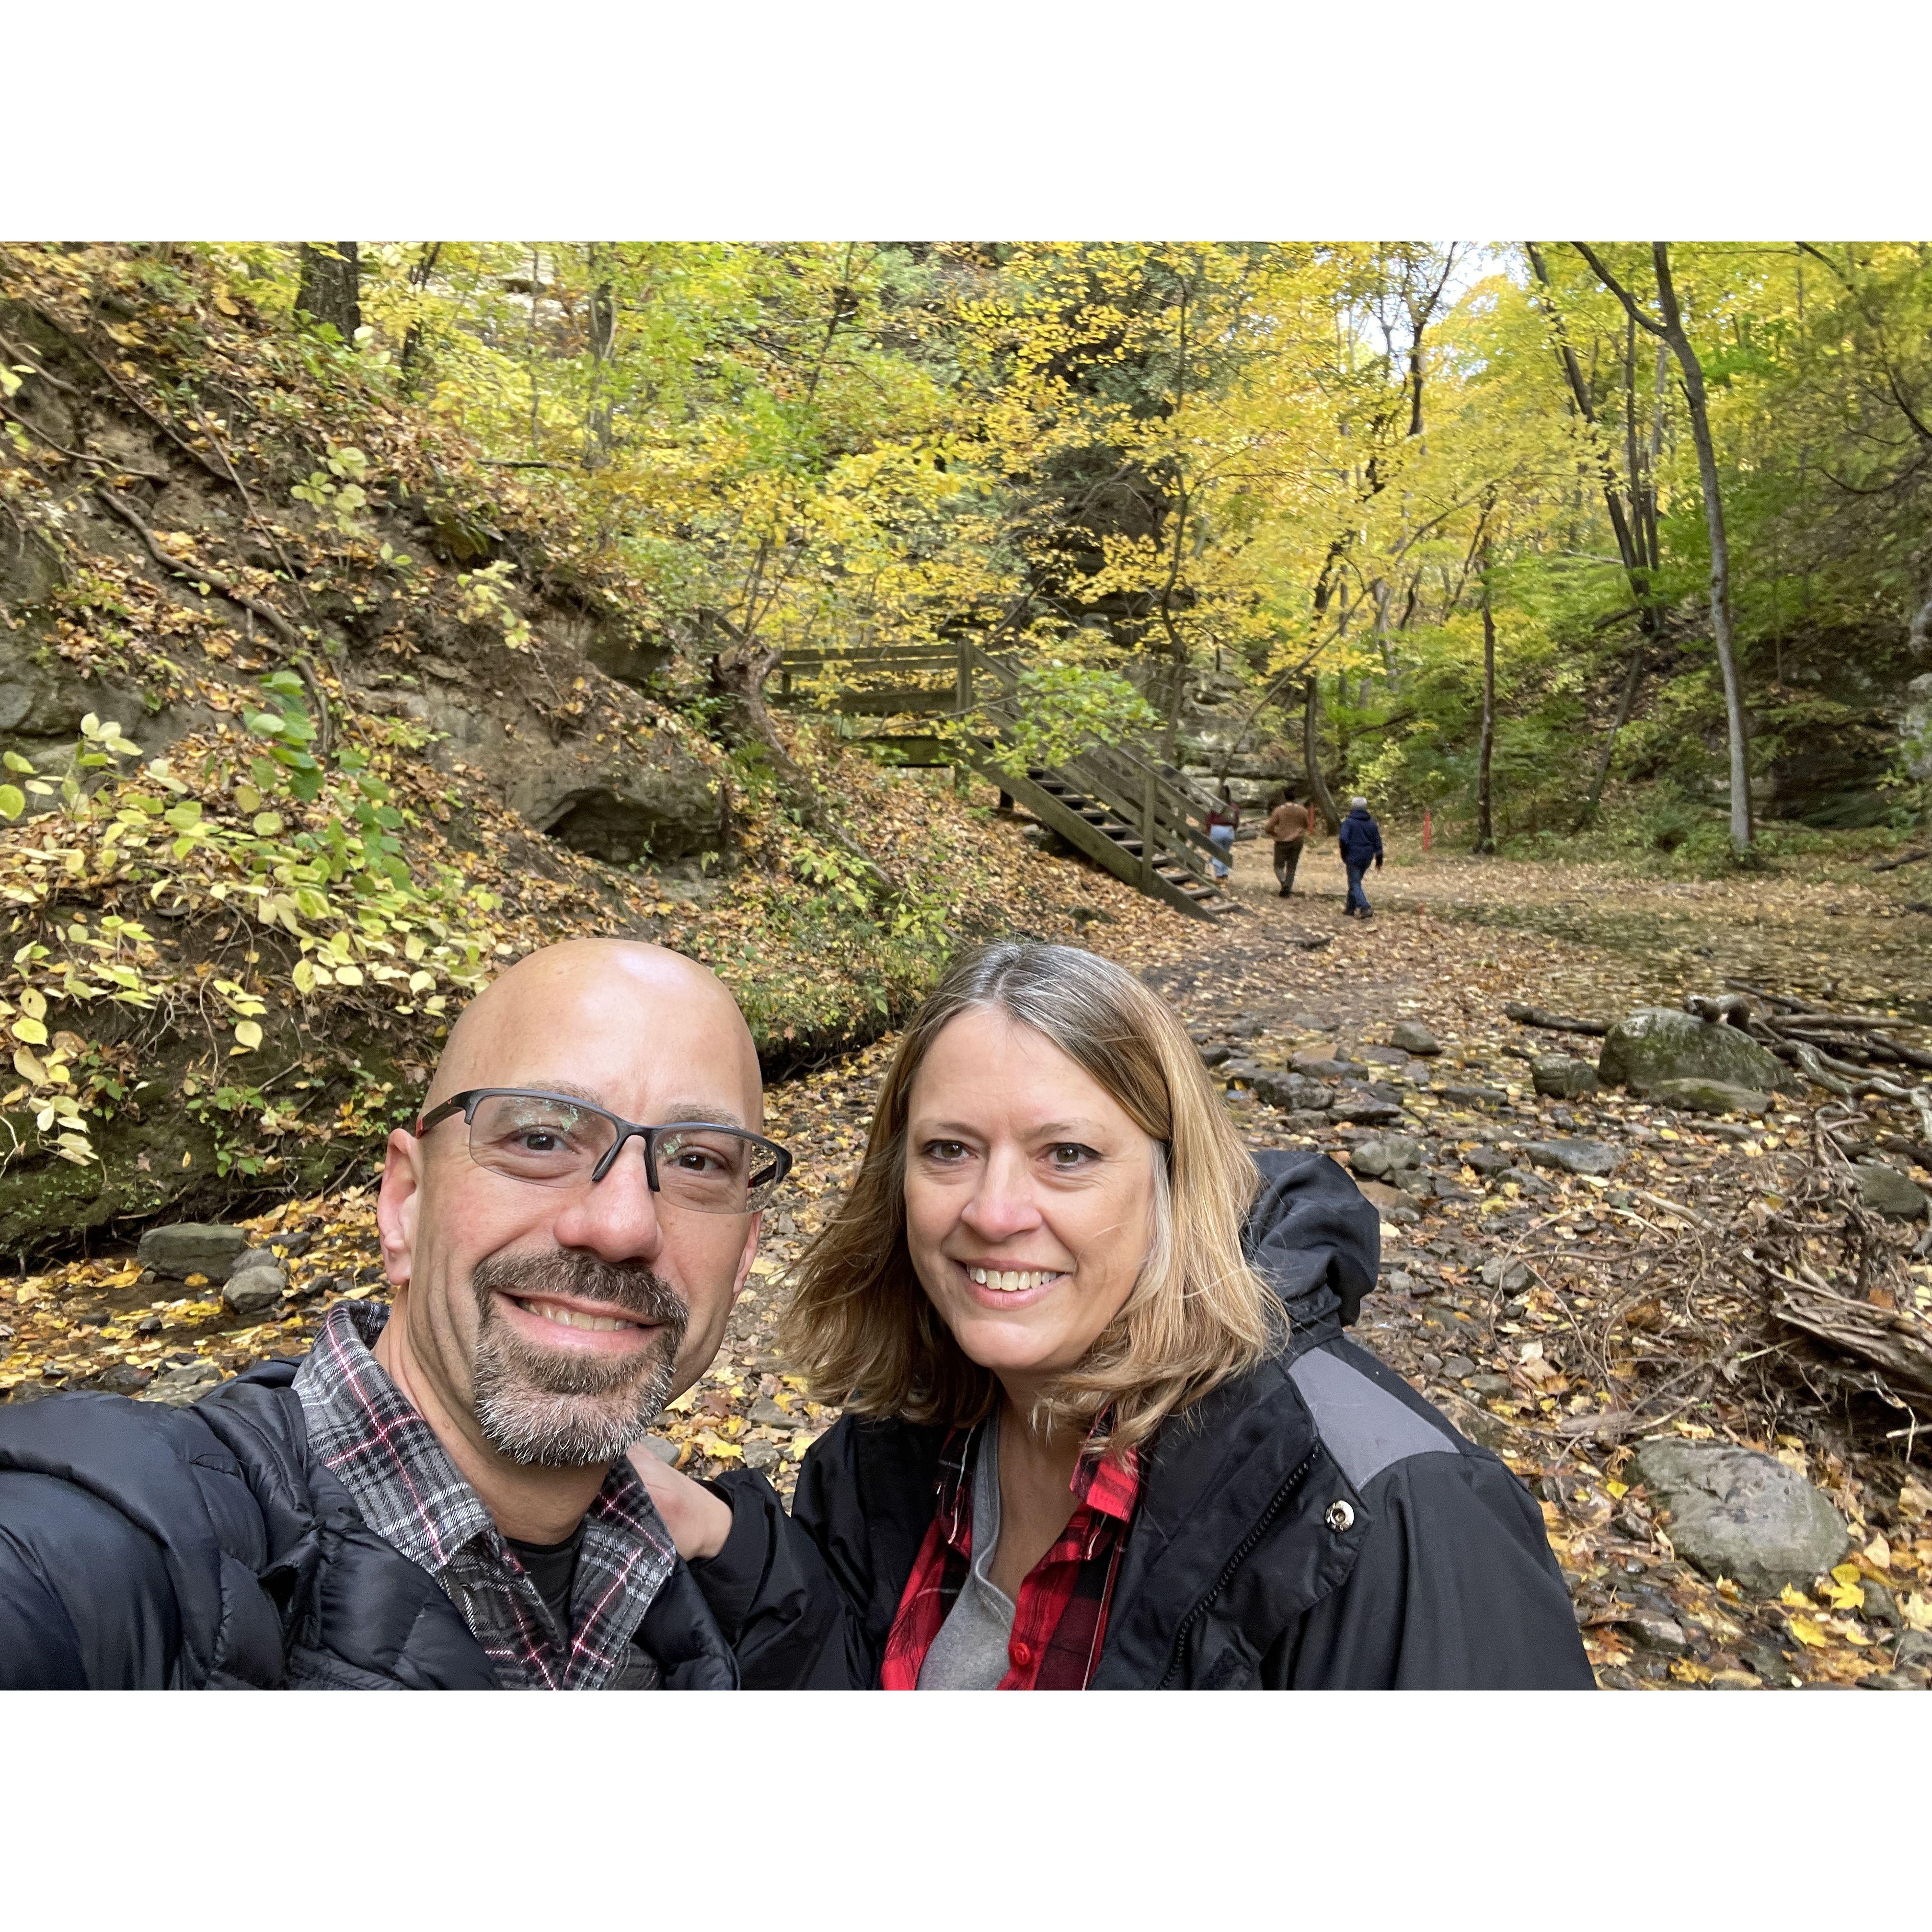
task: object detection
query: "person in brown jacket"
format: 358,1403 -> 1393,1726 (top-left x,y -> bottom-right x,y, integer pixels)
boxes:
1263,789 -> 1310,897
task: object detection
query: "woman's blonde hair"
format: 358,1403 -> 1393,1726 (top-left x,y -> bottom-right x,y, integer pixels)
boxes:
779,942 -> 1279,1454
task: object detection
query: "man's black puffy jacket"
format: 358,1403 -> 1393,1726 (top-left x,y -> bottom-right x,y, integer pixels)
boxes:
0,1360 -> 736,1689
692,1150 -> 1594,1689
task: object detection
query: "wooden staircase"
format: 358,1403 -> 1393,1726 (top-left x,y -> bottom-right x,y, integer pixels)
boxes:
773,640 -> 1242,923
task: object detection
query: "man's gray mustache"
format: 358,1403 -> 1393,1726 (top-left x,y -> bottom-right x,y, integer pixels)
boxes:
471,1251 -> 690,1333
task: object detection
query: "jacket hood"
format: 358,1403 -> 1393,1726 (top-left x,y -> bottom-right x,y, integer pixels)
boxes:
1244,1149 -> 1380,1345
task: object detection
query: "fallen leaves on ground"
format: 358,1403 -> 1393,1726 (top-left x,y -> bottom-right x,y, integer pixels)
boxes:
6,828 -> 1931,1690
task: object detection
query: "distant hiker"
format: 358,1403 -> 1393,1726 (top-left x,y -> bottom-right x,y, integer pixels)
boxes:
0,940 -> 790,1688
1263,787 -> 1311,897
1338,794 -> 1384,919
1206,784 -> 1240,879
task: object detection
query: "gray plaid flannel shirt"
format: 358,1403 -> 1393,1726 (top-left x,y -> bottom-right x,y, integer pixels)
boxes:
294,1300 -> 676,1690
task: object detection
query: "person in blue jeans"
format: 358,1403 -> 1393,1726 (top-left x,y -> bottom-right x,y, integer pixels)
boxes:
1205,784 -> 1240,879
1338,794 -> 1383,919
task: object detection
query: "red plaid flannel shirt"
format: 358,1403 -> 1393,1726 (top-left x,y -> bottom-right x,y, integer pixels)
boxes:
879,1418 -> 1139,1690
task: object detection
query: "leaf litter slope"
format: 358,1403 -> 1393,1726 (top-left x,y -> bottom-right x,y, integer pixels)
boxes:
6,828 -> 1931,1690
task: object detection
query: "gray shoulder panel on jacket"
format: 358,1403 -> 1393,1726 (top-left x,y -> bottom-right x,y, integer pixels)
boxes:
1289,1347 -> 1459,1489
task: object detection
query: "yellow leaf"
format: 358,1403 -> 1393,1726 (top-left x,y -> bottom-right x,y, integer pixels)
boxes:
253,812 -> 285,837
407,970 -> 434,993
292,959 -> 317,996
19,987 -> 47,1021
1830,1563 -> 1862,1587
1824,1581 -> 1864,1611
335,965 -> 364,987
1864,1534 -> 1892,1571
12,1046 -> 46,1083
1605,1479 -> 1629,1499
1779,1585 -> 1814,1610
12,1017 -> 47,1046
233,1020 -> 263,1051
1786,1616 -> 1829,1648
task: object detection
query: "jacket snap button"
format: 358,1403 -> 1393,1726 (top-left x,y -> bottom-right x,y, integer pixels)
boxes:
1010,1640 -> 1033,1667
1325,1499 -> 1356,1533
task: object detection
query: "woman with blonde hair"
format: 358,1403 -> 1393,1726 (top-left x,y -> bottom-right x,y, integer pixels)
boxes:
636,942 -> 1589,1689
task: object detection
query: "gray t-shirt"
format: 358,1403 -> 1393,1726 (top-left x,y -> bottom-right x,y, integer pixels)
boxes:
917,1411 -> 1017,1690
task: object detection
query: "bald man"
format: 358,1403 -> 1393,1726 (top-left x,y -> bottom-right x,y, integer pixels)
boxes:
0,940 -> 783,1689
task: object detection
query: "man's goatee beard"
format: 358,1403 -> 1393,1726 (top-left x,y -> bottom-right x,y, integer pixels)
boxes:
468,1250 -> 690,1469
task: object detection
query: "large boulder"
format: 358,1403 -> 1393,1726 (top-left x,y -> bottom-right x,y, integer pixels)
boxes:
1631,1441 -> 1849,1594
1598,1008 -> 1785,1097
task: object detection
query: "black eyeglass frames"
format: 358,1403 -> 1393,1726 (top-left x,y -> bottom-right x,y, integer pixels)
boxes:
414,1088 -> 793,1216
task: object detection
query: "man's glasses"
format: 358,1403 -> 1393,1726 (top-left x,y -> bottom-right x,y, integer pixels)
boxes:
414,1088 -> 793,1217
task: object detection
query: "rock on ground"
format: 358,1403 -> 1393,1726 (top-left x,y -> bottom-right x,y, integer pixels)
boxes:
1350,1135 -> 1425,1178
1598,1007 -> 1785,1096
1532,1054 -> 1600,1098
1390,1020 -> 1440,1056
1650,1077 -> 1771,1117
139,1359 -> 224,1407
1631,1440 -> 1850,1594
136,1223 -> 250,1280
1523,1138 -> 1622,1177
1854,1162 -> 1930,1219
222,1265 -> 287,1315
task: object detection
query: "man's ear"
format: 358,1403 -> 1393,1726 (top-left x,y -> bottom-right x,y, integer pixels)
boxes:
729,1210 -> 763,1302
376,1128 -> 425,1286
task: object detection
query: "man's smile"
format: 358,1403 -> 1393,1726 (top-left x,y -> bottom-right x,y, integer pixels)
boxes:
496,1289 -> 667,1352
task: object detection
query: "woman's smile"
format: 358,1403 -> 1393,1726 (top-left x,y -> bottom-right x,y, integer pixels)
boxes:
955,1259 -> 1069,1307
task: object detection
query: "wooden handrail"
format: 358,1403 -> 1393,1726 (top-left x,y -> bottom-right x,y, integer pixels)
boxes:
782,636 -> 1225,900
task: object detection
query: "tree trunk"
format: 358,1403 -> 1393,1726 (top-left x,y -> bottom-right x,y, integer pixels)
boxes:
585,246 -> 616,469
1571,242 -> 1752,853
297,244 -> 361,341
1525,243 -> 1653,621
1575,643 -> 1645,829
1651,243 -> 1751,853
399,242 -> 442,377
1304,677 -> 1340,833
1475,564 -> 1496,852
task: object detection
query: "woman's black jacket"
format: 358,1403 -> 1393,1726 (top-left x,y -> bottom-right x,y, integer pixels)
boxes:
694,1150 -> 1594,1689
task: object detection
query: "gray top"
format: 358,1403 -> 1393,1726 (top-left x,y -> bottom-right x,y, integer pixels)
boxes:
917,1410 -> 1017,1690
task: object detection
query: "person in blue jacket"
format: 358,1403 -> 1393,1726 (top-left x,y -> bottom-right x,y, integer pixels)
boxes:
1338,795 -> 1384,919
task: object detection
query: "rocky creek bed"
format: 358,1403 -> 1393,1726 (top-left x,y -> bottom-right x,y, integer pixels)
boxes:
5,835 -> 1931,1689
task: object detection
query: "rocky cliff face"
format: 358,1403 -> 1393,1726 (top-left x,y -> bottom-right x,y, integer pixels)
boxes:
0,247 -> 1170,1258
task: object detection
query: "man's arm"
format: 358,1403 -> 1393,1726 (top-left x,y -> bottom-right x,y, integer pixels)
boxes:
0,1472 -> 182,1688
